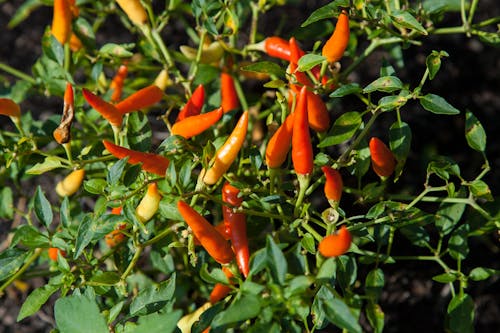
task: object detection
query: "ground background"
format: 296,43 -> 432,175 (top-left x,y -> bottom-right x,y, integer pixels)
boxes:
1,0 -> 499,332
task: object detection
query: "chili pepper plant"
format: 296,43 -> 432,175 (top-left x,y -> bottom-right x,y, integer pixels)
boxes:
1,1 -> 499,332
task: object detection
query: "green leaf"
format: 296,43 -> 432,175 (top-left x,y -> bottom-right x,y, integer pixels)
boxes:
17,284 -> 59,321
465,111 -> 486,152
427,156 -> 461,181
60,196 -> 71,228
435,202 -> 466,236
266,236 -> 288,285
26,156 -> 64,174
297,54 -> 326,72
301,233 -> 316,254
159,197 -> 183,221
127,112 -> 152,152
419,94 -> 460,115
241,61 -> 285,78
84,178 -> 107,195
88,271 -> 121,286
129,310 -> 182,333
200,264 -> 229,284
316,257 -> 336,283
129,275 -> 176,316
426,50 -> 448,80
400,225 -> 430,247
329,83 -> 362,98
321,296 -> 362,333
318,111 -> 362,147
263,79 -> 286,89
74,214 -> 95,259
0,248 -> 29,281
365,302 -> 384,333
284,276 -> 314,298
378,91 -> 409,112
365,269 -> 384,301
389,121 -> 412,180
12,225 -> 50,249
448,224 -> 470,260
432,272 -> 458,283
107,158 -> 129,186
479,31 -> 500,46
446,293 -> 474,333
34,186 -> 53,228
54,294 -> 108,333
469,267 -> 498,281
469,179 -> 493,201
0,186 -> 14,219
301,0 -> 350,27
391,10 -> 428,35
249,248 -> 268,277
8,0 -> 43,28
363,76 -> 403,93
99,43 -> 134,57
211,294 -> 262,328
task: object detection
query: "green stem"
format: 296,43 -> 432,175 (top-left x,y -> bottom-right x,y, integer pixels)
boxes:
62,142 -> 73,165
301,222 -> 323,242
467,0 -> 480,28
64,43 -> 71,72
0,248 -> 43,296
140,223 -> 182,247
0,62 -> 36,84
294,174 -> 311,216
120,246 -> 143,281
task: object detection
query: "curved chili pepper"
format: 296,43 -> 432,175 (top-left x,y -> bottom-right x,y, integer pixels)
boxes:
265,113 -> 295,169
53,83 -> 75,144
110,65 -> 128,103
202,111 -> 249,185
193,221 -> 230,246
264,36 -> 291,61
322,9 -> 350,63
222,182 -> 249,277
221,71 -> 240,113
136,183 -> 162,223
318,225 -> 352,257
209,266 -> 234,304
291,86 -> 313,176
48,247 -> 67,261
289,37 -> 313,87
321,166 -> 343,204
369,137 -> 396,178
102,140 -> 170,176
116,0 -> 148,26
55,169 -> 85,197
176,84 -> 205,122
177,200 -> 234,264
171,107 -> 223,139
115,85 -> 163,114
0,98 -> 21,118
82,89 -> 122,127
51,0 -> 72,44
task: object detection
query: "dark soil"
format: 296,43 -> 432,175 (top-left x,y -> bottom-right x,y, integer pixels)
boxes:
1,1 -> 499,332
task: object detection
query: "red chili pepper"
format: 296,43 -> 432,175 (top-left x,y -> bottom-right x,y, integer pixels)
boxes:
202,111 -> 249,185
265,113 -> 295,169
290,86 -> 330,133
289,37 -> 313,87
0,98 -> 21,118
222,182 -> 249,278
176,84 -> 205,122
171,107 -> 223,139
318,225 -> 352,257
115,85 -> 163,114
51,0 -> 72,45
264,36 -> 291,61
209,266 -> 234,304
110,65 -> 128,103
53,83 -> 75,144
177,200 -> 234,264
322,9 -> 350,63
321,166 -> 343,204
82,88 -> 123,127
193,221 -> 230,246
48,247 -> 67,261
291,86 -> 313,176
369,137 -> 396,178
102,140 -> 170,176
221,71 -> 240,113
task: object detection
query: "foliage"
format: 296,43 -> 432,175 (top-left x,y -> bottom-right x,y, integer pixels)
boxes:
1,0 -> 499,332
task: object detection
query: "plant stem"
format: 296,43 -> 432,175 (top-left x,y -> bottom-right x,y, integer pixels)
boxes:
120,245 -> 143,281
0,62 -> 37,84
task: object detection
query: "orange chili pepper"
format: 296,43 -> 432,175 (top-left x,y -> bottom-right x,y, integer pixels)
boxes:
264,36 -> 291,61
115,85 -> 163,114
51,0 -> 72,45
222,182 -> 249,278
0,98 -> 21,118
177,200 -> 234,264
82,89 -> 122,127
321,166 -> 343,204
291,86 -> 313,176
202,111 -> 249,185
102,140 -> 170,176
69,33 -> 83,52
221,71 -> 239,113
193,221 -> 230,246
305,89 -> 330,133
53,83 -> 75,144
55,169 -> 85,197
318,225 -> 352,257
116,0 -> 148,26
136,183 -> 162,223
322,9 -> 350,63
265,113 -> 295,169
105,206 -> 127,247
68,0 -> 79,18
48,247 -> 67,261
369,137 -> 396,178
171,107 -> 223,139
176,84 -> 205,122
110,65 -> 128,103
209,266 -> 234,304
